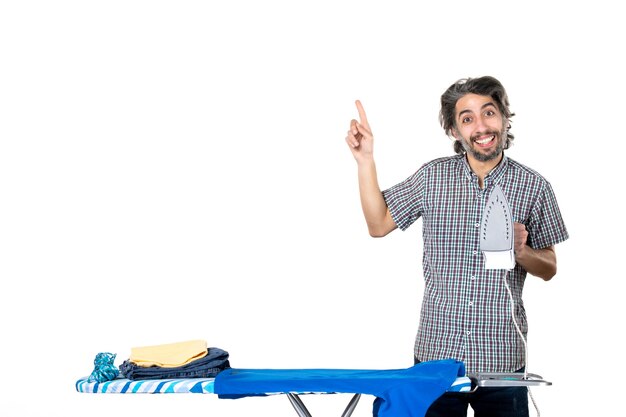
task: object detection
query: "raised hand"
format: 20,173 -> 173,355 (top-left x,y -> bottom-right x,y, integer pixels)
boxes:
345,100 -> 374,162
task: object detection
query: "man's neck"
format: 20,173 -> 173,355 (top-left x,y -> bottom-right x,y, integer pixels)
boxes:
466,153 -> 503,188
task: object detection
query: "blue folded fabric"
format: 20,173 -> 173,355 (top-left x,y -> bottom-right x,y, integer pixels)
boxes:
214,359 -> 465,417
87,352 -> 119,383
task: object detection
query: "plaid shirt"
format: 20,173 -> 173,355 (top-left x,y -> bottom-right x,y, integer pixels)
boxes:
382,154 -> 568,373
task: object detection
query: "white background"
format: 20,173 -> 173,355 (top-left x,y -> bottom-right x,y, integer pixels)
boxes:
1,1 -> 622,416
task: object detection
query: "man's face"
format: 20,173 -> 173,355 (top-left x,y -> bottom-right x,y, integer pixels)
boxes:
453,93 -> 505,162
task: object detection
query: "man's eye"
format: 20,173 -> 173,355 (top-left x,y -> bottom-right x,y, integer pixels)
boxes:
462,117 -> 472,123
485,110 -> 495,117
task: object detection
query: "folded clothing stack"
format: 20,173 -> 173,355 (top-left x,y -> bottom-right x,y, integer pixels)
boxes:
119,340 -> 230,380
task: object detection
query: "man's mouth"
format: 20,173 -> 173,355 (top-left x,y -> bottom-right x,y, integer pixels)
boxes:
473,135 -> 496,147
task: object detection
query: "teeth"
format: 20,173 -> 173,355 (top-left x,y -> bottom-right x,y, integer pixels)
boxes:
475,135 -> 494,145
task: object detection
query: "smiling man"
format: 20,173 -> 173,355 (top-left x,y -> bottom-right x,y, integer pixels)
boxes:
345,76 -> 568,417
452,94 -> 505,163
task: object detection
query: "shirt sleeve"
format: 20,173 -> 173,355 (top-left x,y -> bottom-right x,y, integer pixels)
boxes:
527,180 -> 569,249
382,168 -> 425,231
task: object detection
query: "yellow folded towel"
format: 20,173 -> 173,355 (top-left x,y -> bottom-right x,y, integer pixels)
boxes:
130,339 -> 208,368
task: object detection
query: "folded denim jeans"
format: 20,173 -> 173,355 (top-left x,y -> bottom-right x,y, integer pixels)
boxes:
120,347 -> 230,380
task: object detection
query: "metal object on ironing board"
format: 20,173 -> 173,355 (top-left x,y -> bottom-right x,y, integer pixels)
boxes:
480,184 -> 515,270
468,372 -> 552,388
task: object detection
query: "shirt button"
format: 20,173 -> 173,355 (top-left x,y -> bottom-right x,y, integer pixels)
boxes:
472,250 -> 478,255
466,331 -> 471,336
471,275 -> 476,280
475,222 -> 480,227
468,302 -> 473,306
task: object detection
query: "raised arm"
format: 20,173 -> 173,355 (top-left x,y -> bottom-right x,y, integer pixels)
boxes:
345,100 -> 397,237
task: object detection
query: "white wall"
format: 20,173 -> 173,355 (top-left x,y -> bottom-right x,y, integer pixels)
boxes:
1,1 -> 622,416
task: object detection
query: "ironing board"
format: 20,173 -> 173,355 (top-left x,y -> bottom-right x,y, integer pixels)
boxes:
77,360 -> 466,417
75,360 -> 550,417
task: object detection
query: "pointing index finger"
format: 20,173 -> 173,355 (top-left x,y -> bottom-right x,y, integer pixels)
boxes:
355,100 -> 370,129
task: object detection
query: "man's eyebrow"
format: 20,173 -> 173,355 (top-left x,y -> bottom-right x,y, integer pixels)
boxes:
457,102 -> 497,119
458,109 -> 472,118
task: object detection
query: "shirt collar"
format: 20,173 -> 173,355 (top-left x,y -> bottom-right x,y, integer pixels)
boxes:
459,153 -> 509,188
485,153 -> 508,187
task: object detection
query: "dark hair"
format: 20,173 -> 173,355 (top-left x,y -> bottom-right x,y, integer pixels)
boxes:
439,76 -> 515,154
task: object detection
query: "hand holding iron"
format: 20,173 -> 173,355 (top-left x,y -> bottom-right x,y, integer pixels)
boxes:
513,222 -> 557,280
513,223 -> 528,254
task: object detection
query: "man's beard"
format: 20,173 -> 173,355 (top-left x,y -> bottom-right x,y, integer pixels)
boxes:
458,130 -> 505,162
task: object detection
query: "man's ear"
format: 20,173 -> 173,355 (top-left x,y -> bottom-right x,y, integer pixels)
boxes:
450,128 -> 459,140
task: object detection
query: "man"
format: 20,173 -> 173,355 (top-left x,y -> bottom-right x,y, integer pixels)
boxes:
345,76 -> 568,417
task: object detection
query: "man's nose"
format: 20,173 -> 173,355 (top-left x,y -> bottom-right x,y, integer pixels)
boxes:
475,116 -> 488,132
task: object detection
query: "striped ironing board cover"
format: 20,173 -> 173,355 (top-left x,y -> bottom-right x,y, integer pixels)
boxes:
76,375 -> 472,394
